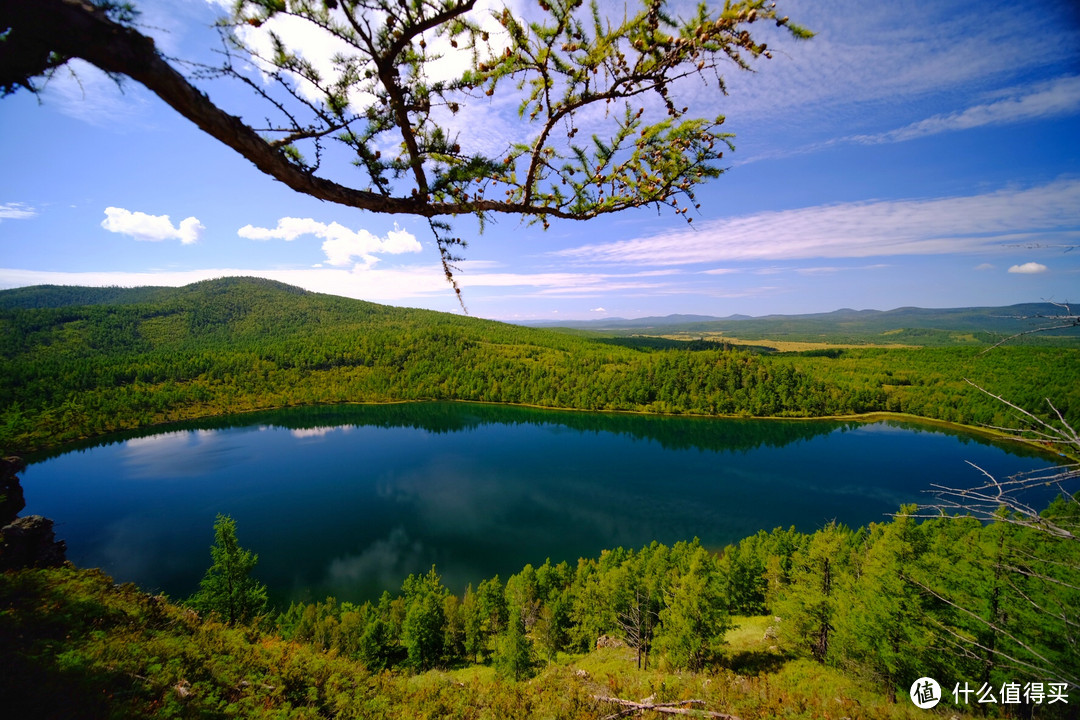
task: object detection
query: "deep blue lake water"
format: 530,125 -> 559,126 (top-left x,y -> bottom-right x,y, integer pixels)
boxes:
21,403 -> 1060,605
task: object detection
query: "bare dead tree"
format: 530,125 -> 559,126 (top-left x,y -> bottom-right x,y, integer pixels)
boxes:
616,585 -> 658,670
983,301 -> 1080,353
594,695 -> 742,720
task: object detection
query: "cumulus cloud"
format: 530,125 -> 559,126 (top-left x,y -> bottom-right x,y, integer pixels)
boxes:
554,180 -> 1080,265
1008,262 -> 1048,274
290,426 -> 351,439
0,203 -> 37,221
238,217 -> 423,268
101,207 -> 204,244
975,263 -> 995,271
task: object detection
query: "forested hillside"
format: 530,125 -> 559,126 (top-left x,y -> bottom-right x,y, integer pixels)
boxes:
1,277 -> 1076,453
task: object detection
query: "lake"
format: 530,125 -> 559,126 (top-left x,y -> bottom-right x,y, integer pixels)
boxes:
21,402 -> 1060,606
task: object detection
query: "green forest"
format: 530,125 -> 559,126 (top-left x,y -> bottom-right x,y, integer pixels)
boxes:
2,495 -> 1077,718
1,277 -> 1078,717
1,277 -> 1077,455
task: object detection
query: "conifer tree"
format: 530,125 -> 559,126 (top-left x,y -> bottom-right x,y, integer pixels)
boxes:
188,514 -> 268,625
655,545 -> 730,671
495,608 -> 534,681
833,508 -> 930,702
775,521 -> 848,663
461,583 -> 485,663
400,566 -> 448,671
2,0 -> 810,292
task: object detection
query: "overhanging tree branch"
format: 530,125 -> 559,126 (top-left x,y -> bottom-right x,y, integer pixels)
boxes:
1,0 -> 810,296
1,0 -> 427,215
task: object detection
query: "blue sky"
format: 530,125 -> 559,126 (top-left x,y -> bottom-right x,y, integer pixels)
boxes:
1,0 -> 1078,321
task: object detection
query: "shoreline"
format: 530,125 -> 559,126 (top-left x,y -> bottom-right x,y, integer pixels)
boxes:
14,398 -> 1070,465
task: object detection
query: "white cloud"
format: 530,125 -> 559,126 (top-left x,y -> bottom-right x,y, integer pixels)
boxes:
225,0 -> 513,112
740,74 -> 1080,165
238,218 -> 422,268
0,203 -> 37,221
554,180 -> 1080,265
325,527 -> 426,591
590,307 -> 606,313
1008,262 -> 1049,274
975,263 -> 995,271
794,264 -> 890,276
290,426 -> 351,439
101,207 -> 204,244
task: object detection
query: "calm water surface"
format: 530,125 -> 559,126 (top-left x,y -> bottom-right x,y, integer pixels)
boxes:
22,403 -> 1059,605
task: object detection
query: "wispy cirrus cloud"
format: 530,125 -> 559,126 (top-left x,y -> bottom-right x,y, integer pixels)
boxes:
848,75 -> 1080,145
739,75 -> 1080,165
0,263 -> 684,304
0,203 -> 37,221
238,218 -> 422,268
553,180 -> 1080,266
39,60 -> 152,128
719,1 -> 1080,120
101,207 -> 204,244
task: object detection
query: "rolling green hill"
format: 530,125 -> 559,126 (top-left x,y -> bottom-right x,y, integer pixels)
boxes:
1,277 -> 1076,453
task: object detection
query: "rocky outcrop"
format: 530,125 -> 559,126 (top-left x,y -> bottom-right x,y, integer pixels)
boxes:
1,456 -> 27,525
1,514 -> 67,570
0,456 -> 67,570
0,514 -> 67,570
596,634 -> 626,649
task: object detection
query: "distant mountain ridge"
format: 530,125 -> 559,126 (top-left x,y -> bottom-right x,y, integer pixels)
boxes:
526,303 -> 1076,345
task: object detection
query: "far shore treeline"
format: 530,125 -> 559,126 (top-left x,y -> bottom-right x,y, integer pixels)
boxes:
1,277 -> 1077,455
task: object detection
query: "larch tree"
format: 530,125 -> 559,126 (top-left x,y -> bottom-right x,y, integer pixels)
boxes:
0,0 -> 810,298
188,513 -> 269,625
833,509 -> 931,703
400,565 -> 449,670
654,543 -> 729,671
774,520 -> 849,664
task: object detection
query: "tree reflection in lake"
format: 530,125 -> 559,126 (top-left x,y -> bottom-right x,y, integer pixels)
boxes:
22,403 -> 1059,605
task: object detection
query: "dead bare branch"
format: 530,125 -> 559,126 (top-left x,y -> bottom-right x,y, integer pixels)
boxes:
594,695 -> 742,720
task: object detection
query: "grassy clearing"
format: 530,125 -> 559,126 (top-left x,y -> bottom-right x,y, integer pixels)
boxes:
662,331 -> 916,352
